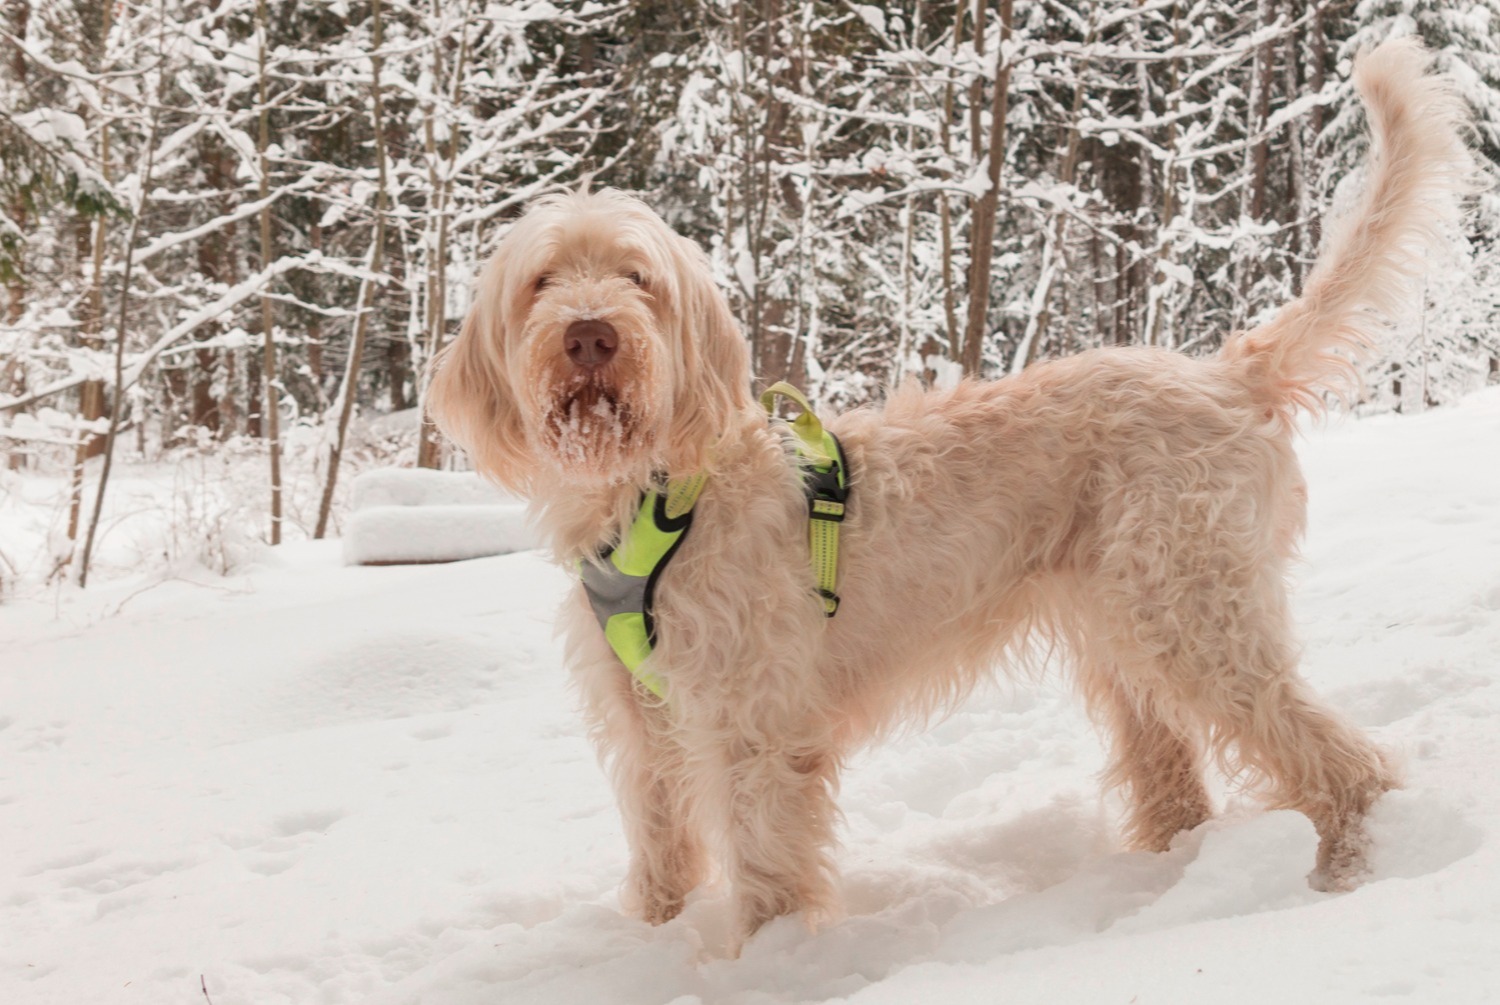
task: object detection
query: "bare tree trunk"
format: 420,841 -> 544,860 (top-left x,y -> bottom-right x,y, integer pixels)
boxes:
2,0 -> 27,323
220,349 -> 239,435
1014,4 -> 1097,372
417,2 -> 471,469
386,337 -> 410,411
959,0 -> 1015,377
894,1 -> 925,384
245,351 -> 262,438
1305,0 -> 1327,256
733,0 -> 764,370
1284,12 -> 1308,295
416,3 -> 448,469
1247,0 -> 1278,223
1145,4 -> 1182,348
726,0 -> 794,386
937,0 -> 965,365
759,0 -> 786,385
315,0 -> 390,539
256,0 -> 283,545
786,0 -> 819,392
308,217 -> 326,395
67,0 -> 113,542
1235,0 -> 1279,328
78,43 -> 166,588
3,2 -> 30,474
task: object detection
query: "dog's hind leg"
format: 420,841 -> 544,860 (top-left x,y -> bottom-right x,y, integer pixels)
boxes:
1078,668 -> 1213,852
1207,661 -> 1398,890
1095,561 -> 1396,889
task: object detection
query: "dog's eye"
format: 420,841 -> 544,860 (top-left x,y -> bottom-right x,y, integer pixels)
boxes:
627,272 -> 644,286
535,274 -> 552,291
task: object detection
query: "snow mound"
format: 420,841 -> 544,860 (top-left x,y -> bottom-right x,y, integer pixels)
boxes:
343,504 -> 537,566
342,468 -> 538,565
350,467 -> 511,510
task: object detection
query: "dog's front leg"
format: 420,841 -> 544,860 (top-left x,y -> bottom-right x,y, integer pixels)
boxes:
569,615 -> 706,925
697,709 -> 841,949
610,707 -> 706,926
596,690 -> 706,925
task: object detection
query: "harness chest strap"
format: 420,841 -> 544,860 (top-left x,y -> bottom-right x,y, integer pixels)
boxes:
579,384 -> 849,699
578,473 -> 708,700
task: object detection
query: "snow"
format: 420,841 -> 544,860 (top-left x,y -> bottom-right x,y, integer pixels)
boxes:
350,468 -> 515,511
3,389 -> 1500,1003
852,6 -> 886,37
342,468 -> 536,566
342,504 -> 537,566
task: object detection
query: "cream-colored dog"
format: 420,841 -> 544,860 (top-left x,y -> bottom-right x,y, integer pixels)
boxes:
428,40 -> 1470,948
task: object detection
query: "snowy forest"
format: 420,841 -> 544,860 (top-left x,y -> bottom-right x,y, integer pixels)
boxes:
3,0 -> 1500,588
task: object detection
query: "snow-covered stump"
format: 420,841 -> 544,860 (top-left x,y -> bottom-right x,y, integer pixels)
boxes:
342,468 -> 536,566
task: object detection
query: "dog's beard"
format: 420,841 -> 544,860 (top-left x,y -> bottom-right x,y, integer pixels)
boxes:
533,368 -> 657,482
519,296 -> 670,484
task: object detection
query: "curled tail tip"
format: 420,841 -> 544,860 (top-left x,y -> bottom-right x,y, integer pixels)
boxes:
1355,36 -> 1475,176
1225,35 -> 1477,418
1353,35 -> 1430,82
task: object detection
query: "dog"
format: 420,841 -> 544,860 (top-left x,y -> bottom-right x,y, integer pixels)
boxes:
426,39 -> 1471,949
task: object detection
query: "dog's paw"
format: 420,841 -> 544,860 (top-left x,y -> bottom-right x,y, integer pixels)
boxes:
1309,826 -> 1375,892
639,893 -> 686,926
621,876 -> 689,926
1307,863 -> 1365,893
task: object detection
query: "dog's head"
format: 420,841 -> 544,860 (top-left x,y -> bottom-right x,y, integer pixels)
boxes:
427,190 -> 752,492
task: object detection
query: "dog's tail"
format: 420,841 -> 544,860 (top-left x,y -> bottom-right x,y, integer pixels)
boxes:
1220,38 -> 1473,416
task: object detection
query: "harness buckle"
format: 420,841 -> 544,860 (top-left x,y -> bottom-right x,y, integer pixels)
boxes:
804,461 -> 848,520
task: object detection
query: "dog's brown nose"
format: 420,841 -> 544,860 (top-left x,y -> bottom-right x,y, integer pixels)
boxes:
563,319 -> 619,369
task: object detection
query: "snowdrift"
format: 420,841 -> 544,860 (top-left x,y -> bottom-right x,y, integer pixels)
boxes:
341,468 -> 538,566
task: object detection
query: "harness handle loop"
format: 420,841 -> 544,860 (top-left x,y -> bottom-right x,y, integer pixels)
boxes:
761,381 -> 836,469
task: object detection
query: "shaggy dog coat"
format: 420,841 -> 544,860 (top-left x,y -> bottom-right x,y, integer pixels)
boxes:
427,39 -> 1472,948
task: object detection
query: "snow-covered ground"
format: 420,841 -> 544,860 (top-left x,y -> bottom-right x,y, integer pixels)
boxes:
3,389 -> 1500,1004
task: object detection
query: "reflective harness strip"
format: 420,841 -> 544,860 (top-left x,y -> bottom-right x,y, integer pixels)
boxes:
579,385 -> 848,700
759,381 -> 849,617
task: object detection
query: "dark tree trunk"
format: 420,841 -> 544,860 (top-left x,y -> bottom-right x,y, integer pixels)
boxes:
960,0 -> 1016,376
387,339 -> 410,412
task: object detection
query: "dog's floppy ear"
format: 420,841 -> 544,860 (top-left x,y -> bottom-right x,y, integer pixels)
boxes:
425,246 -> 534,490
662,232 -> 753,474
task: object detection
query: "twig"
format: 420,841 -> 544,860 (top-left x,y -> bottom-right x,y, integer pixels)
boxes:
200,974 -> 214,1005
106,574 -> 252,618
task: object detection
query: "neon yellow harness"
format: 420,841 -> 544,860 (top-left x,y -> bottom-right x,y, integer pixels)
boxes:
579,382 -> 849,699
760,382 -> 849,618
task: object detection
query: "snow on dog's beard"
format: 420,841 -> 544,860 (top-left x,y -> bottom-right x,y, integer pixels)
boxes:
518,279 -> 671,484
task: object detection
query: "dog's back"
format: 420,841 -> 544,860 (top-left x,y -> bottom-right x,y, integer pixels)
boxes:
823,38 -> 1472,738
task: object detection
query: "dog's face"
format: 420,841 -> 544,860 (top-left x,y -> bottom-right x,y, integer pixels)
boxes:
427,190 -> 752,491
